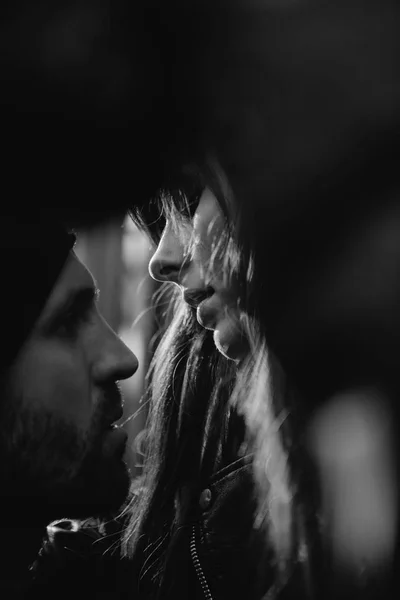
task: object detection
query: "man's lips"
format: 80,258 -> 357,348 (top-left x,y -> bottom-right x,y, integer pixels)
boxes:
102,407 -> 123,429
100,384 -> 124,429
102,426 -> 128,458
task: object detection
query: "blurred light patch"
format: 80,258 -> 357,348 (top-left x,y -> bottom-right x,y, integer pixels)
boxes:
119,217 -> 153,409
119,216 -> 154,473
76,216 -> 153,476
308,388 -> 397,571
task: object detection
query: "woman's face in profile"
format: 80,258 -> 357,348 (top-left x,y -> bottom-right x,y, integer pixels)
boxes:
149,188 -> 249,361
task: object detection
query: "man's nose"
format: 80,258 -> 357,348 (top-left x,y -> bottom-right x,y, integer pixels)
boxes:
92,319 -> 139,383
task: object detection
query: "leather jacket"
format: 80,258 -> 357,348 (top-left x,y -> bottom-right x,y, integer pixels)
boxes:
188,454 -> 273,600
30,454 -> 274,600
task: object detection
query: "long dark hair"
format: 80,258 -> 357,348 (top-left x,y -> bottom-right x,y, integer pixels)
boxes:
122,172 -> 245,597
124,159 -> 322,598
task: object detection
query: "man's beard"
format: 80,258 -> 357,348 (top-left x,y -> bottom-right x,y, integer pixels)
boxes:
0,394 -> 131,524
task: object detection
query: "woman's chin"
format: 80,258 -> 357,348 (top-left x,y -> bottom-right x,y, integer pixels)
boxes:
213,328 -> 248,362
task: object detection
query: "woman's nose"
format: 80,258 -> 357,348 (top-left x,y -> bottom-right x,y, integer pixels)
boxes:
148,227 -> 186,284
149,255 -> 182,282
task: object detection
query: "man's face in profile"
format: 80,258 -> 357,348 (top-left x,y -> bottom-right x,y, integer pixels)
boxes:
0,252 -> 138,519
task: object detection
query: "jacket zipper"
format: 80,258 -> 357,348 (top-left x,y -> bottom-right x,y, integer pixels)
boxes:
190,523 -> 214,600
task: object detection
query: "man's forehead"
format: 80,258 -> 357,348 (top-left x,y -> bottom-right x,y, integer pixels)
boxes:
41,252 -> 96,316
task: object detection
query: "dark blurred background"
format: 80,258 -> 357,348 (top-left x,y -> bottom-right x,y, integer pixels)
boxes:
0,0 -> 170,217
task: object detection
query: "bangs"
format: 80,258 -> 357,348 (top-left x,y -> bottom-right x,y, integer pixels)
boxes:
129,160 -> 238,262
158,166 -> 205,221
129,167 -> 205,244
130,198 -> 166,245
